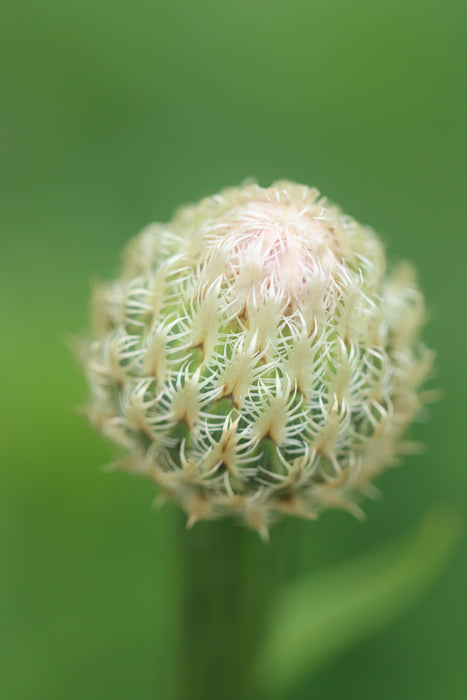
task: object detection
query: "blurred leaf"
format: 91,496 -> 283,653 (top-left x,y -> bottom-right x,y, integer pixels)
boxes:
254,506 -> 462,698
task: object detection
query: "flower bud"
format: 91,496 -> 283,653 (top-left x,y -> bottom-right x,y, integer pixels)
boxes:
82,181 -> 433,538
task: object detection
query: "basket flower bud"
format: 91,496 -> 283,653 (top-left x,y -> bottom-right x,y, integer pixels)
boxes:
82,181 -> 433,538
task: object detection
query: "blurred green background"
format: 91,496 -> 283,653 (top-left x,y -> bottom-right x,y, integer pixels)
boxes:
1,0 -> 466,698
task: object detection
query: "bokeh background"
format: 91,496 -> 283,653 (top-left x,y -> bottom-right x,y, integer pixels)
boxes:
2,0 -> 466,698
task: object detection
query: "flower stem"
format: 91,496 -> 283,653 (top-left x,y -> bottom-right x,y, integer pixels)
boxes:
176,515 -> 295,700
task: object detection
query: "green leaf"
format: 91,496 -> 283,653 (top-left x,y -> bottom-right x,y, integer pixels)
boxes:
254,505 -> 462,698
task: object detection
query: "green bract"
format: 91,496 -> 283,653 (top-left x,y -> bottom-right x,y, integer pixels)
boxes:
83,182 -> 433,537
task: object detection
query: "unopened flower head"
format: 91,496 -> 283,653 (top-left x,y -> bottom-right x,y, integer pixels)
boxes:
82,181 -> 434,538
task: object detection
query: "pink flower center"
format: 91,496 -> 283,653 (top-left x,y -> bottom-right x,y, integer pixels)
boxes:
224,201 -> 340,302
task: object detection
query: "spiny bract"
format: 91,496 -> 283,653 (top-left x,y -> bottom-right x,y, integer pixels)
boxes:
82,181 -> 433,538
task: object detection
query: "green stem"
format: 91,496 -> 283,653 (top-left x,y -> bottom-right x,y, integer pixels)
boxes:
176,515 -> 296,700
